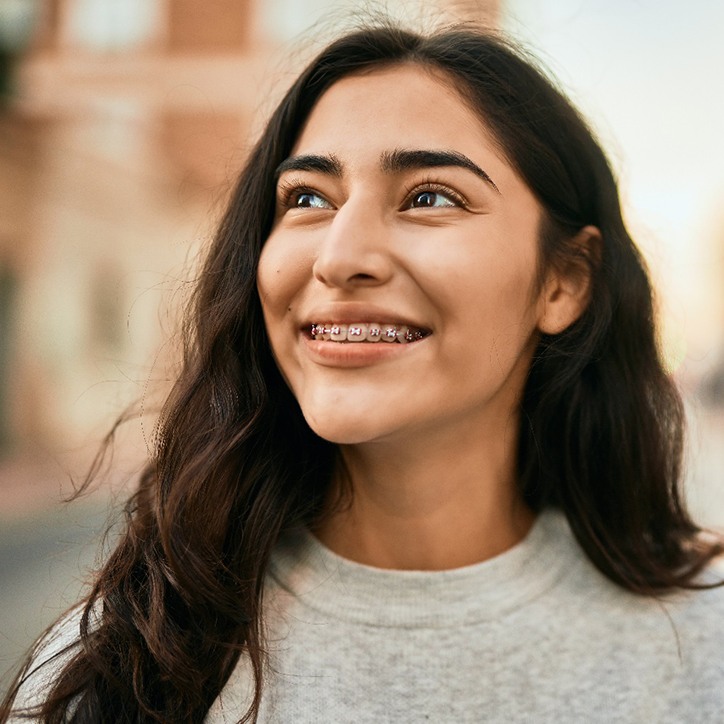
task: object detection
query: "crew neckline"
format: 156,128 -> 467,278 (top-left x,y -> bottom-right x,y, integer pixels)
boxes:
268,508 -> 580,628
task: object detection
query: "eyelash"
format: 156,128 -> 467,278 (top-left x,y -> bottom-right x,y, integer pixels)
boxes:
276,177 -> 323,209
275,176 -> 468,210
401,178 -> 468,209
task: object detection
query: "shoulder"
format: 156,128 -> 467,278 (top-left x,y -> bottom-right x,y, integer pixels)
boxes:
560,531 -> 724,670
528,519 -> 724,720
665,559 -> 724,660
5,605 -> 86,721
651,562 -> 724,720
561,523 -> 724,635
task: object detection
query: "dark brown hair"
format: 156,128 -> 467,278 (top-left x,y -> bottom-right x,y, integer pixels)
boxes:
3,22 -> 722,723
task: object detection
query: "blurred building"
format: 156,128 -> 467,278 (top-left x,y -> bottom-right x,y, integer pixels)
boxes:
0,1 -> 499,477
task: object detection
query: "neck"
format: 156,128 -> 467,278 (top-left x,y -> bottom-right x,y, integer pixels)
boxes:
314,414 -> 534,570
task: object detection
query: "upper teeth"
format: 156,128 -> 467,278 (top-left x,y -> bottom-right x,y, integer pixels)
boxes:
310,323 -> 426,343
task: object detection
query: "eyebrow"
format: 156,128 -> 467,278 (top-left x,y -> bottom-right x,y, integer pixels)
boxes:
381,148 -> 500,194
275,153 -> 343,178
275,148 -> 500,194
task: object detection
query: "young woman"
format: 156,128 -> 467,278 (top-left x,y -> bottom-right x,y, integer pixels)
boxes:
4,23 -> 724,723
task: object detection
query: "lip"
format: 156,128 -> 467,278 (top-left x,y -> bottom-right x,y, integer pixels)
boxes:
301,334 -> 426,367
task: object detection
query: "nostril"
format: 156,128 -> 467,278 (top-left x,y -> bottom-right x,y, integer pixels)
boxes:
314,264 -> 389,288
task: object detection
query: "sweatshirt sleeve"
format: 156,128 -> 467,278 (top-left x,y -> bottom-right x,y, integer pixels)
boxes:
5,606 -> 84,722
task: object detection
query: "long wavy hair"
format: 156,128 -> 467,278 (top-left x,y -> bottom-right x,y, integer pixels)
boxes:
4,22 -> 722,724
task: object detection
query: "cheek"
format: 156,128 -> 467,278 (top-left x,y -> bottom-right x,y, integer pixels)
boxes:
432,249 -> 541,369
257,234 -> 310,318
432,241 -> 539,318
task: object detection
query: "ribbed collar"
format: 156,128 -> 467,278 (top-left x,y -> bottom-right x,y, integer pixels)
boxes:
268,508 -> 580,628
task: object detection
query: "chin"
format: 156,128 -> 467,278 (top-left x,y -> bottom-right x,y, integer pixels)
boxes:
300,405 -> 393,446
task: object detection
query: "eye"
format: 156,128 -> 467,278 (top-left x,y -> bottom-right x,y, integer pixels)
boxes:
276,178 -> 334,213
403,182 -> 466,210
409,190 -> 457,209
294,191 -> 333,209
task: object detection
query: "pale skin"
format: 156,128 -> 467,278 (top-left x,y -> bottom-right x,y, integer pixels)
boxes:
257,64 -> 598,571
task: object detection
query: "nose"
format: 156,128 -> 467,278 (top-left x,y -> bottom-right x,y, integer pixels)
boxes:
312,198 -> 394,290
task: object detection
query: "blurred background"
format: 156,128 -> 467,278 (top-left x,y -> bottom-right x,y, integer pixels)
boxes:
1,0 -> 723,693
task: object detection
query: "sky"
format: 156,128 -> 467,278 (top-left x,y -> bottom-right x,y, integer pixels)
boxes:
503,0 -> 724,375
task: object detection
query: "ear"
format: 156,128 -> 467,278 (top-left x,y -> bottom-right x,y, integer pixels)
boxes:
537,225 -> 601,335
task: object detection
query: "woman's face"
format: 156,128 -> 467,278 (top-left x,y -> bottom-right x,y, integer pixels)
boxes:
257,64 -> 557,446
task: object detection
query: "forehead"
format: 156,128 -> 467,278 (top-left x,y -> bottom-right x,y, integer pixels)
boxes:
290,63 -> 518,191
294,64 -> 490,153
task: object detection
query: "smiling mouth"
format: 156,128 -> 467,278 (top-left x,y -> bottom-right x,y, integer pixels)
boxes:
310,323 -> 430,344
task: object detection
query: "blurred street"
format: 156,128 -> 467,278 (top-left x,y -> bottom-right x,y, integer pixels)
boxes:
0,488 -> 109,693
685,405 -> 724,529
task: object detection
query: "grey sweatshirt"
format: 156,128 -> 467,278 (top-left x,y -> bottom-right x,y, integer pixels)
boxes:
208,510 -> 724,723
10,510 -> 724,722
